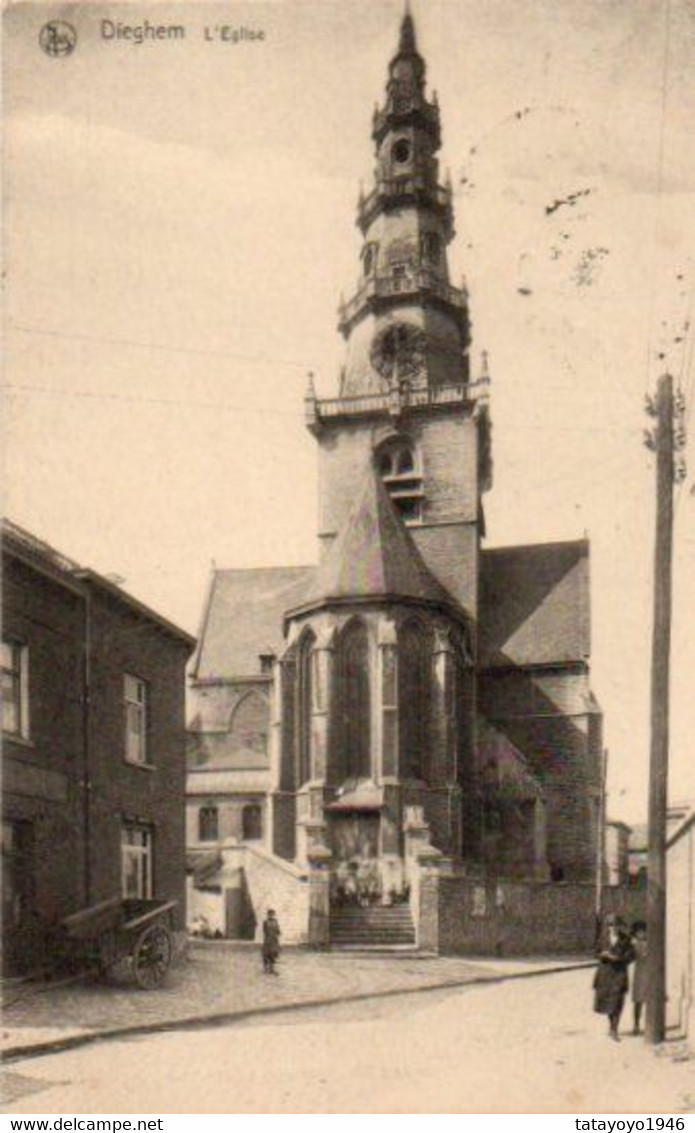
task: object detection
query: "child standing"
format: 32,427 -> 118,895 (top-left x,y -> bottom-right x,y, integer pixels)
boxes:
631,921 -> 648,1035
261,908 -> 281,975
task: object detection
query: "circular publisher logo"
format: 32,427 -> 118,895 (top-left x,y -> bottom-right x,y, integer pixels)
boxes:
39,21 -> 77,57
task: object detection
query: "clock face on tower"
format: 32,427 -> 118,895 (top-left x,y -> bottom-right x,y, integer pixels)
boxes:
370,323 -> 427,384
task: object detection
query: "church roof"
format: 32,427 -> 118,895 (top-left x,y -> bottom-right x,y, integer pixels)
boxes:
478,539 -> 590,668
192,535 -> 591,680
192,565 -> 315,680
288,467 -> 462,618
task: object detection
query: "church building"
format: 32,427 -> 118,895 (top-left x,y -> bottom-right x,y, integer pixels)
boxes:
187,11 -> 603,949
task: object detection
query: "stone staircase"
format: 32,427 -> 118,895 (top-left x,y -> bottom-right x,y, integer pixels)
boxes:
329,904 -> 416,949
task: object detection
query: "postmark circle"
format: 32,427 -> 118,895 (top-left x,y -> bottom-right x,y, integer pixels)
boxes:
39,21 -> 77,58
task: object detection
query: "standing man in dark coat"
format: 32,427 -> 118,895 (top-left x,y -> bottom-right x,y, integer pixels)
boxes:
261,909 -> 281,975
593,914 -> 635,1041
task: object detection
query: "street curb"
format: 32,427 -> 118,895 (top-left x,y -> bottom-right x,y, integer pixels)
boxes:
1,960 -> 593,1064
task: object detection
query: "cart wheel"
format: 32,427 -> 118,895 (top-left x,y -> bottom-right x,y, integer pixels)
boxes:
132,923 -> 172,989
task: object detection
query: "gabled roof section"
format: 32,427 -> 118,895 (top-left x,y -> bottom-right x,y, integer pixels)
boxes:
478,539 -> 590,668
289,467 -> 461,617
192,565 -> 315,680
3,518 -> 195,649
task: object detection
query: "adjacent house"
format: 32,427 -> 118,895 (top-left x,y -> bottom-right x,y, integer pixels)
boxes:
2,520 -> 195,973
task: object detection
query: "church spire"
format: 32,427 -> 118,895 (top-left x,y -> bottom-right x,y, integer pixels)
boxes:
333,8 -> 470,398
398,5 -> 417,55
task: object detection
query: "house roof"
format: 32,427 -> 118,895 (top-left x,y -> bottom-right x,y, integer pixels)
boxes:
3,518 -> 195,649
192,565 -> 315,680
289,467 -> 462,618
478,539 -> 590,668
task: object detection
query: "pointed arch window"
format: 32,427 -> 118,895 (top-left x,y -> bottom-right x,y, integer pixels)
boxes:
376,437 -> 423,524
229,691 -> 269,760
337,621 -> 371,780
399,621 -> 432,781
297,630 -> 316,786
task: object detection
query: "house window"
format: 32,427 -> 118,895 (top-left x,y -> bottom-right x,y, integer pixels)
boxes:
2,640 -> 29,738
242,804 -> 263,842
121,824 -> 153,899
2,820 -> 34,930
124,674 -> 148,765
376,438 -> 423,524
198,806 -> 219,842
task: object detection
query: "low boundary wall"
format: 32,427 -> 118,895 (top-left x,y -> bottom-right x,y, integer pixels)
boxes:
418,870 -> 646,956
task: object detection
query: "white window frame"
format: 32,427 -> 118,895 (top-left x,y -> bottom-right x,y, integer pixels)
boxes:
2,640 -> 30,740
121,824 -> 153,899
124,673 -> 148,765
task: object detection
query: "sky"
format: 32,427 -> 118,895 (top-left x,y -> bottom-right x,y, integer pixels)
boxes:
4,0 -> 694,823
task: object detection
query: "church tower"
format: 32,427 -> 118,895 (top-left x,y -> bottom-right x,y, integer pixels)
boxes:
270,11 -> 491,905
306,8 -> 492,612
187,7 -> 602,949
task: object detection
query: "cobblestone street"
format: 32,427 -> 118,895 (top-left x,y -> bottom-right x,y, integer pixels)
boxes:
2,942 -> 586,1056
3,969 -> 693,1113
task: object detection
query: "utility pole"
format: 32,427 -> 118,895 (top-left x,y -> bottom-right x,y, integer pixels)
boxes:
643,374 -> 687,1044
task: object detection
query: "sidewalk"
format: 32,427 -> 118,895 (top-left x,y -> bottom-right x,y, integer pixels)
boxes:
1,942 -> 592,1062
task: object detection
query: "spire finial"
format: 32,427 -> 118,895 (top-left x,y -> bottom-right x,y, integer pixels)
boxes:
399,2 -> 417,53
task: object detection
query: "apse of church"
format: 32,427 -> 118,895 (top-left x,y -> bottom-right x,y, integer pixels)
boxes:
187,11 -> 603,946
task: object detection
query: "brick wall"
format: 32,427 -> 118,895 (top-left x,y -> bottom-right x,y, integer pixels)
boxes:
418,873 -> 645,956
86,587 -> 191,927
2,557 -> 86,971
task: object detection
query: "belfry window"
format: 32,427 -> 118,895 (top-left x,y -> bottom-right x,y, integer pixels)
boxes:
421,232 -> 442,265
392,138 -> 411,165
376,438 -> 423,524
362,242 -> 378,278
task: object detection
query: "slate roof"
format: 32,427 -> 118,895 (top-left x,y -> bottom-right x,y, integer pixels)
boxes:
478,539 -> 590,668
193,530 -> 592,680
192,565 -> 315,680
290,468 -> 461,617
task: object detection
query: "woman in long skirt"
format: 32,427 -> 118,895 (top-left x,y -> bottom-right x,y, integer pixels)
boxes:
593,914 -> 635,1041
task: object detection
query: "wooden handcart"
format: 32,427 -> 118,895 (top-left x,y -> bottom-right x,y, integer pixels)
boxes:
58,897 -> 177,989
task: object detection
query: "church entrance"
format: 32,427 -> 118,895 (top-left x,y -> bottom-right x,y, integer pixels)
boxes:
328,810 -> 381,907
